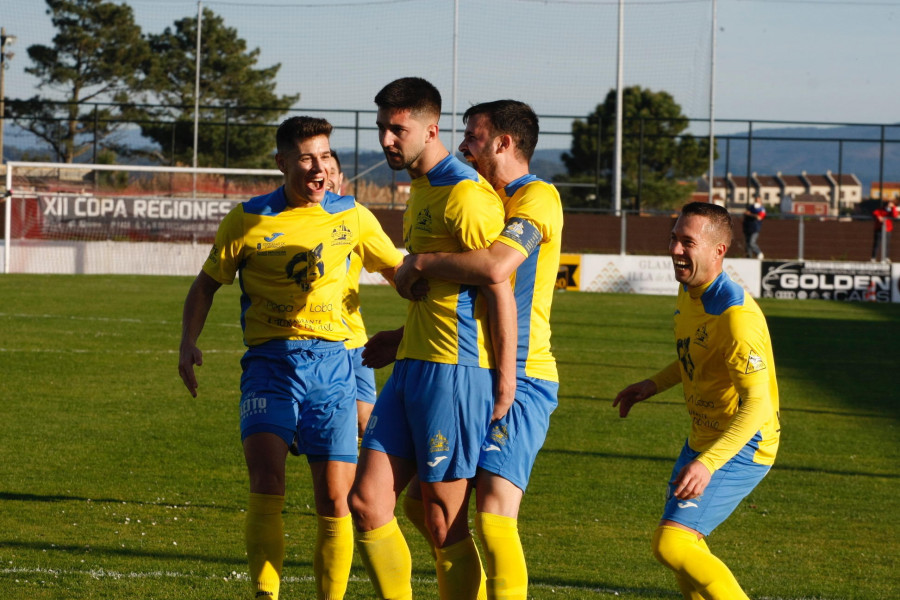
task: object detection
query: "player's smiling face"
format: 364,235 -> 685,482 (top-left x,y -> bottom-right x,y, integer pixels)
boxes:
276,134 -> 332,208
459,113 -> 499,185
669,214 -> 724,288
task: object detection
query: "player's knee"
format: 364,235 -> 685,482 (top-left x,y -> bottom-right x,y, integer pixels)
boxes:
651,526 -> 687,571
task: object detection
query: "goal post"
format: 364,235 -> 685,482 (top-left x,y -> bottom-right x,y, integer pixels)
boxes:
3,161 -> 282,275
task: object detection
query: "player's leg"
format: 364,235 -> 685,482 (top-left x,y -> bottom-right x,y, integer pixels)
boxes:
350,361 -> 418,599
652,522 -> 748,600
352,345 -> 378,439
475,378 -> 557,600
295,341 -> 360,600
243,432 -> 290,600
309,459 -> 356,600
240,341 -> 305,600
652,442 -> 770,600
350,448 -> 417,600
420,478 -> 484,600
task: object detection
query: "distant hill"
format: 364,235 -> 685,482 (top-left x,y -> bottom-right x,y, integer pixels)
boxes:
5,122 -> 898,191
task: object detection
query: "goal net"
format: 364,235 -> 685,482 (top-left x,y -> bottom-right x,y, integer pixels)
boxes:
2,161 -> 283,275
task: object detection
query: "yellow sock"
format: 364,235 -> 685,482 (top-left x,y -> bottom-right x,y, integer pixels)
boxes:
652,526 -> 750,600
435,536 -> 483,600
475,512 -> 527,600
314,514 -> 354,600
355,518 -> 413,600
404,495 -> 487,599
246,493 -> 285,600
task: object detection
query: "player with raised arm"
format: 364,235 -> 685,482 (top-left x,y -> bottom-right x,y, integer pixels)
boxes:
392,99 -> 562,600
348,77 -> 516,600
178,116 -> 402,600
613,201 -> 781,600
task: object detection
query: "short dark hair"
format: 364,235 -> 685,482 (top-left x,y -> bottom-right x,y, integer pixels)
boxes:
276,116 -> 332,154
680,201 -> 733,247
463,100 -> 539,161
374,77 -> 441,120
331,150 -> 342,173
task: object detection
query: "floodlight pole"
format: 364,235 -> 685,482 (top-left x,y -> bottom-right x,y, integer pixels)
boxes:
451,0 -> 459,153
1,27 -> 17,166
192,1 -> 203,197
708,0 -> 717,203
613,0 -> 624,216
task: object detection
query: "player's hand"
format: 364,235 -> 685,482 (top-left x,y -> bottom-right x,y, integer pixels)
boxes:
672,460 -> 712,500
612,379 -> 657,417
361,328 -> 403,369
394,254 -> 424,301
178,342 -> 203,398
491,376 -> 517,422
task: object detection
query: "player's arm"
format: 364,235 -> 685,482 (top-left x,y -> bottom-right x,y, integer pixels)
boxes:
178,270 -> 222,397
361,326 -> 404,369
480,280 -> 517,422
613,360 -> 681,418
395,240 -> 525,300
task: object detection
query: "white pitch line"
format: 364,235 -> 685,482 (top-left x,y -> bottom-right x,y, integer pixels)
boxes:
0,566 -> 841,599
0,312 -> 241,328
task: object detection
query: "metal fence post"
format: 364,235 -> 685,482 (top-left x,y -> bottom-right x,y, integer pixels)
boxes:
620,209 -> 627,255
797,216 -> 804,261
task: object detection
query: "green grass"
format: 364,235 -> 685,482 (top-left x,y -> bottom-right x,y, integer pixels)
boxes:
0,275 -> 897,599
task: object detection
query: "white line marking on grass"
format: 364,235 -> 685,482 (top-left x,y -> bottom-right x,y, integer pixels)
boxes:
0,312 -> 241,328
0,348 -> 243,354
0,567 -> 839,599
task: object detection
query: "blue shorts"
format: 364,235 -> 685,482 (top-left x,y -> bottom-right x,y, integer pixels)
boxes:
478,376 -> 559,492
661,439 -> 771,536
348,346 -> 377,404
239,339 -> 358,463
361,359 -> 494,483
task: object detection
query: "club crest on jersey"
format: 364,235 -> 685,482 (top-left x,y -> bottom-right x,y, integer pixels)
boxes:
502,217 -> 542,255
745,351 -> 767,374
332,222 -> 352,245
429,430 -> 449,453
285,243 -> 324,291
414,207 -> 433,233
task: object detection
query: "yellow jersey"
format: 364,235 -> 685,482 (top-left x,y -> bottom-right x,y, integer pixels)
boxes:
203,188 -> 400,346
397,155 -> 506,368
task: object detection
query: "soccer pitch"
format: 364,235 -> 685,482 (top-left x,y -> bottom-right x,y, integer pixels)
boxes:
0,275 -> 897,599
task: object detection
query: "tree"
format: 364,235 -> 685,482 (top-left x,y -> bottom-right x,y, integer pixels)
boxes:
558,86 -> 712,210
10,0 -> 149,163
127,8 -> 299,169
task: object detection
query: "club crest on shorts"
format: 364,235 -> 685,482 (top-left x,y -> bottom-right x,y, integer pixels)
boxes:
429,430 -> 449,453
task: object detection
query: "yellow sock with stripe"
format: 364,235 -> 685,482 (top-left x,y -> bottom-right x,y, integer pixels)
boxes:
475,512 -> 528,600
355,518 -> 413,600
245,493 -> 285,600
435,536 -> 484,600
652,525 -> 750,600
314,514 -> 354,600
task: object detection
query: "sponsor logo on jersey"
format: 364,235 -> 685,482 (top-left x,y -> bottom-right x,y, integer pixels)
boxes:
745,351 -> 767,374
483,444 -> 501,452
258,232 -> 286,255
240,392 -> 268,419
426,456 -> 448,468
285,243 -> 324,291
264,232 -> 285,242
206,244 -> 219,264
677,501 -> 699,509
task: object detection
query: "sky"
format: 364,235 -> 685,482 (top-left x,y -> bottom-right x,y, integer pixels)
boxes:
1,0 -> 898,152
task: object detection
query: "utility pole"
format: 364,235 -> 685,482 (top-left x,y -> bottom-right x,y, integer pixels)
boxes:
1,27 -> 18,164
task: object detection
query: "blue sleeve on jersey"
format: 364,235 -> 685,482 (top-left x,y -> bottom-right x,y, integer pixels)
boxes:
701,271 -> 746,316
